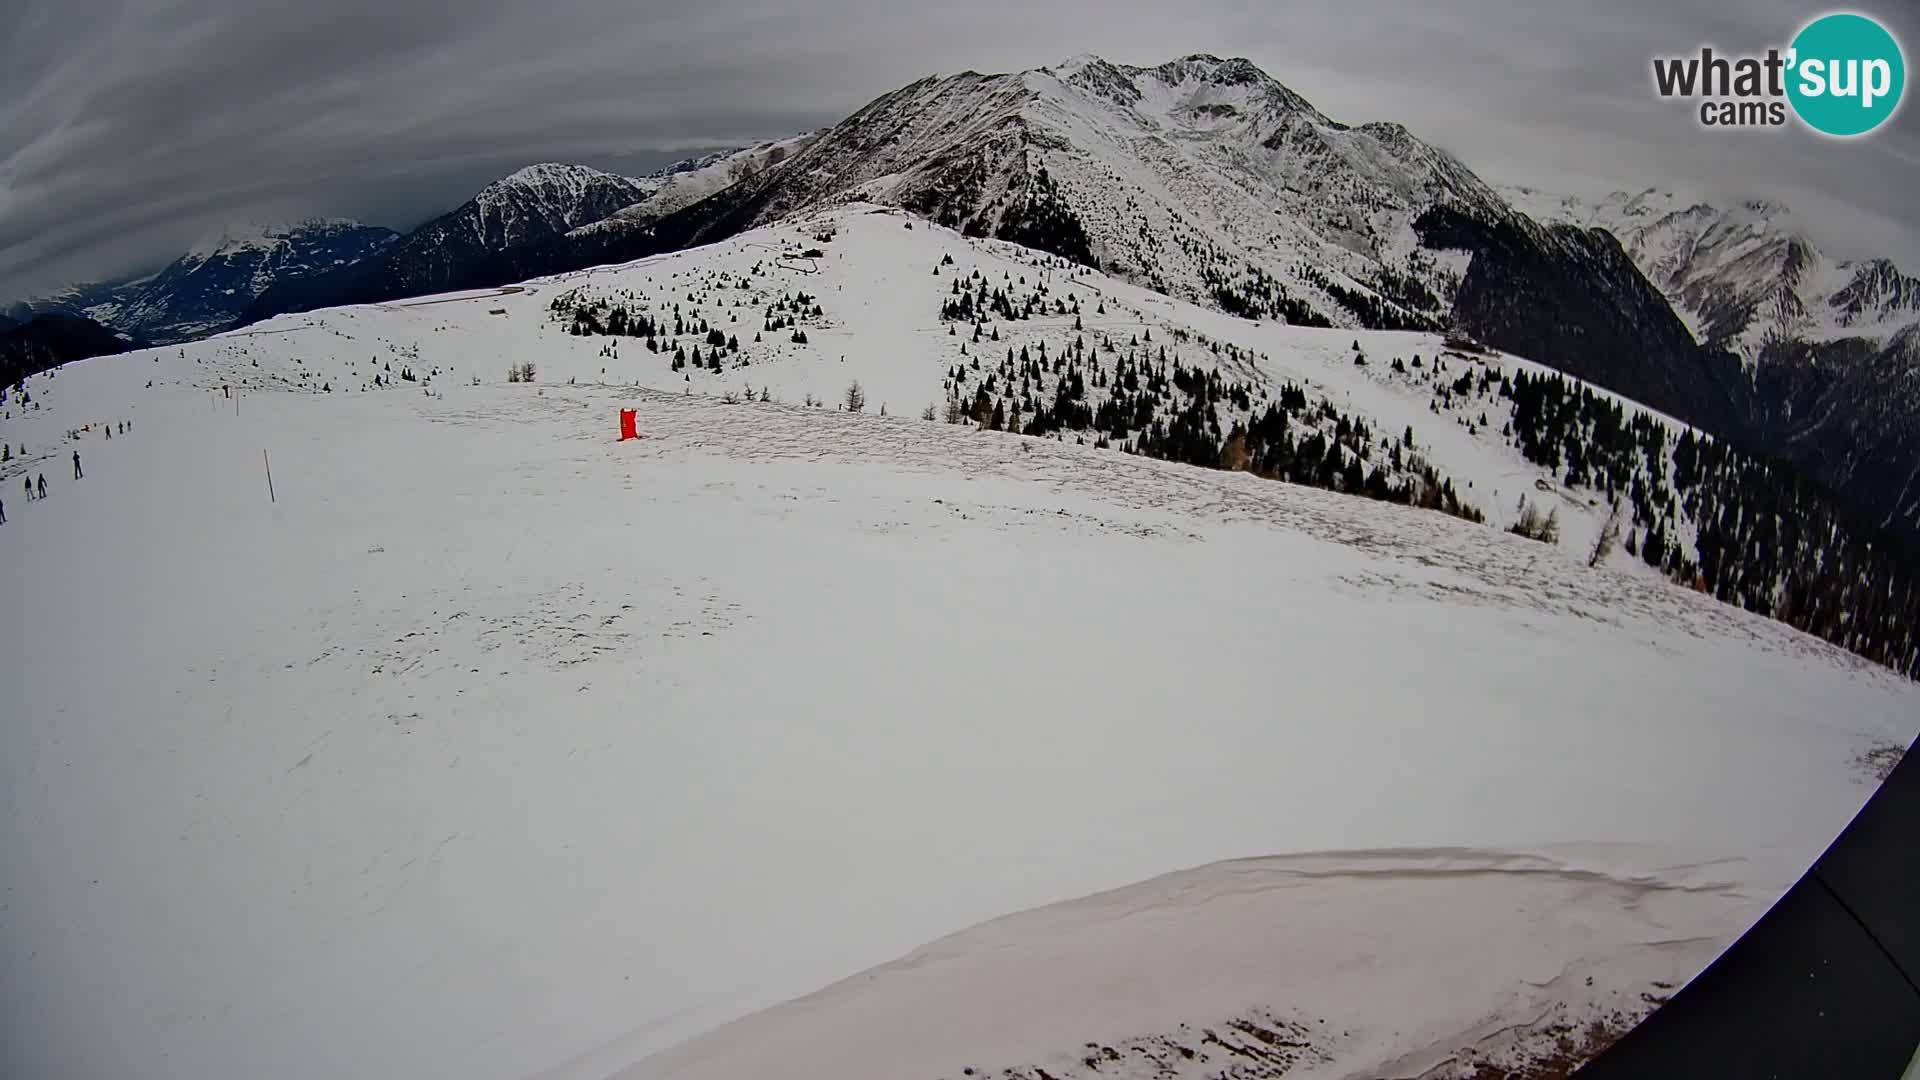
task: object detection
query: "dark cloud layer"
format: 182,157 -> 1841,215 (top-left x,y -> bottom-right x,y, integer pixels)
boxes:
3,0 -> 1915,297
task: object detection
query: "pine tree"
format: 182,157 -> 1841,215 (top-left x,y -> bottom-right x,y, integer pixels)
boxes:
1588,500 -> 1622,567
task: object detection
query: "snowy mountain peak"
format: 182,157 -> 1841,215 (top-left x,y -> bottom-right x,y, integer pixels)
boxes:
481,162 -> 647,204
463,162 -> 660,239
184,222 -> 289,261
1036,53 -> 1326,125
183,217 -> 385,263
1047,51 -> 1110,74
1152,53 -> 1279,88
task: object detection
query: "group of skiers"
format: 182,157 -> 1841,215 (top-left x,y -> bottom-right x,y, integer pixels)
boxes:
1,420 -> 128,526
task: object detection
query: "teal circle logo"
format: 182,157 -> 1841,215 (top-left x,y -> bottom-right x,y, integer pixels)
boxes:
1787,12 -> 1906,136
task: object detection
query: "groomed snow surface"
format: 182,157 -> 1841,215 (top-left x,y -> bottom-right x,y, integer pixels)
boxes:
4,208 -> 1917,1080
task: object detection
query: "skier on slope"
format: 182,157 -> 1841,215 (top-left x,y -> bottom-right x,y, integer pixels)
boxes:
23,477 -> 32,502
1,496 -> 6,524
37,474 -> 47,499
73,451 -> 83,480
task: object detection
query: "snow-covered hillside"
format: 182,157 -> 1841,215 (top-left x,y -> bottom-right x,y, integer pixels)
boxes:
3,204 -> 1916,1080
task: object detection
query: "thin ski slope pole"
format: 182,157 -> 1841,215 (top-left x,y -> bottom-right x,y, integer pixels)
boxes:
263,449 -> 275,504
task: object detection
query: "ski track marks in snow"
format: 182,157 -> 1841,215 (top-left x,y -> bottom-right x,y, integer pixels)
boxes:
313,579 -> 739,687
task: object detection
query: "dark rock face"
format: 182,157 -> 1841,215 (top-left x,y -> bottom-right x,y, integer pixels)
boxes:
1415,206 -> 1749,438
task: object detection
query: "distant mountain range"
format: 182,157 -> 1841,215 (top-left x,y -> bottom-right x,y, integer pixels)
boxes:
8,220 -> 398,346
240,138 -> 818,321
10,55 -> 1916,542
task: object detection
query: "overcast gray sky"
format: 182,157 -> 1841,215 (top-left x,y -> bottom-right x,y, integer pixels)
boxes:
2,0 -> 1915,298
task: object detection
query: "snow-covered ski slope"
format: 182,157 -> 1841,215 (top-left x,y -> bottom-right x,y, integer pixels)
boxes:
3,204 -> 1916,1080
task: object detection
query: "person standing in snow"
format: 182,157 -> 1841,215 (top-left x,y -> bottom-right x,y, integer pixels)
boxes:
1,496 -> 7,525
37,474 -> 47,499
72,451 -> 82,480
23,477 -> 32,502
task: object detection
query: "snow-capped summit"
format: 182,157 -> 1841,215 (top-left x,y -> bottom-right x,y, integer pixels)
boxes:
482,162 -> 652,207
656,52 -> 1512,338
465,163 -> 661,241
1077,52 -> 1327,121
183,222 -> 285,262
181,217 -> 375,263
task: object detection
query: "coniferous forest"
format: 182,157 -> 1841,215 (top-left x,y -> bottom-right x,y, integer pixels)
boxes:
1502,368 -> 1918,677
